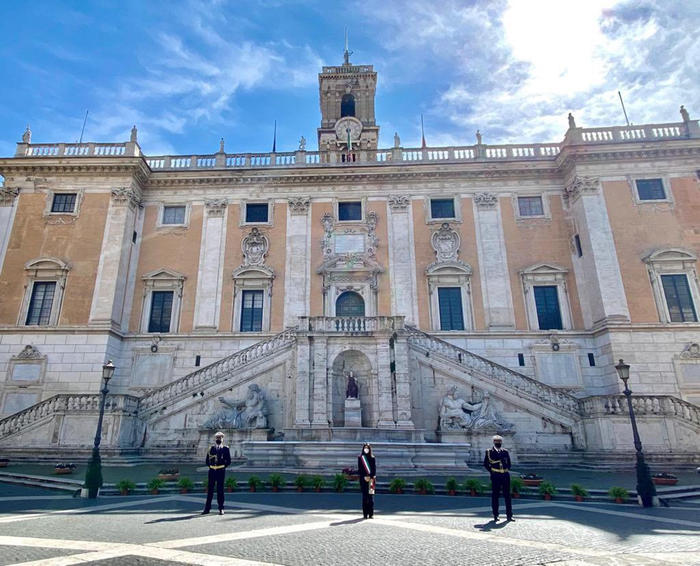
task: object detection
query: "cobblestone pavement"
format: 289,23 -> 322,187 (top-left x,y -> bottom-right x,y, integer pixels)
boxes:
0,486 -> 698,565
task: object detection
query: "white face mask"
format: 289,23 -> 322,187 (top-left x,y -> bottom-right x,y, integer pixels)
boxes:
363,448 -> 369,454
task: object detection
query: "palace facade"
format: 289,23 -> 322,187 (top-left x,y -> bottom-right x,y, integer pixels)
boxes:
0,53 -> 698,467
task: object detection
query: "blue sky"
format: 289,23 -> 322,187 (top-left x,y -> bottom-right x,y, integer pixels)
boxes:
1,0 -> 698,157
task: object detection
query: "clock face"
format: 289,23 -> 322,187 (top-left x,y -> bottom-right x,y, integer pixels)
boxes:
335,117 -> 362,141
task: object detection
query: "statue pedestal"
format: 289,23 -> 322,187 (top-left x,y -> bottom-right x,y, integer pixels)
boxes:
344,398 -> 362,427
198,428 -> 272,459
437,429 -> 517,464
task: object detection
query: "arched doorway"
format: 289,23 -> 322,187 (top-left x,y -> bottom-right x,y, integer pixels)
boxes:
330,350 -> 373,427
336,291 -> 365,316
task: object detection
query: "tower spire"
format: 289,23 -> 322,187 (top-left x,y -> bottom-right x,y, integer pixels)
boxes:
343,27 -> 352,65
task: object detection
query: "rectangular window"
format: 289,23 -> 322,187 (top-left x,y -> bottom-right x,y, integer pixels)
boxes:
635,178 -> 666,200
588,353 -> 596,367
148,291 -> 173,333
245,203 -> 269,223
518,196 -> 544,217
574,234 -> 583,257
338,201 -> 362,221
430,198 -> 455,219
240,290 -> 264,332
162,206 -> 186,225
518,353 -> 525,367
25,282 -> 56,325
437,287 -> 464,331
661,274 -> 698,322
533,285 -> 563,330
51,193 -> 77,213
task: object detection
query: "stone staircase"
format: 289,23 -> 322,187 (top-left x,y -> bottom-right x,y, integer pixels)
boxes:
579,394 -> 700,428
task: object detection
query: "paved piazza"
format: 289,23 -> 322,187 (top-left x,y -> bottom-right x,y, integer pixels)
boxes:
0,485 -> 698,566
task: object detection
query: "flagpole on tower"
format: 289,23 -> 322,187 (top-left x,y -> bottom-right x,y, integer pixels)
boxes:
421,113 -> 427,149
272,120 -> 277,153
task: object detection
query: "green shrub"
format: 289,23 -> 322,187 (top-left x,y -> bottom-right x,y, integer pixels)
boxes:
510,477 -> 525,494
463,478 -> 484,495
333,473 -> 349,492
570,483 -> 589,498
225,476 -> 238,491
538,481 -> 557,496
608,486 -> 628,501
445,477 -> 459,493
294,475 -> 309,489
413,478 -> 434,494
389,478 -> 406,494
116,479 -> 136,494
248,475 -> 263,491
147,478 -> 165,491
311,475 -> 325,490
269,473 -> 285,489
177,477 -> 194,491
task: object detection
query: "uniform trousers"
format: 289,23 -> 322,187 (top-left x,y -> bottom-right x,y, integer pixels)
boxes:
204,468 -> 225,512
490,472 -> 512,519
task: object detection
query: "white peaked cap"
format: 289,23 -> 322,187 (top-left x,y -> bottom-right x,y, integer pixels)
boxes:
492,434 -> 503,441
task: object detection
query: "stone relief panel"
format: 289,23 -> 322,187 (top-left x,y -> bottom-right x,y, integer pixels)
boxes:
438,385 -> 514,433
242,227 -> 269,266
430,223 -> 460,263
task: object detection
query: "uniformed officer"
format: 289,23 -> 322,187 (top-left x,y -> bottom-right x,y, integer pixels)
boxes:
483,434 -> 514,522
202,431 -> 231,515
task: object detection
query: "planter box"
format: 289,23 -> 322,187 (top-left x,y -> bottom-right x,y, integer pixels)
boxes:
157,474 -> 179,482
54,468 -> 74,475
522,479 -> 543,487
0,460 -> 9,468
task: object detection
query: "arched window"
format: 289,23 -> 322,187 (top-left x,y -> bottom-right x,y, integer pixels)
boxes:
336,291 -> 365,316
341,94 -> 355,117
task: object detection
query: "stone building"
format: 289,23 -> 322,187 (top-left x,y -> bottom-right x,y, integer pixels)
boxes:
0,51 -> 698,468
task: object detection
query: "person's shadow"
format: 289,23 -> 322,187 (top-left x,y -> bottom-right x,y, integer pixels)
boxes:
474,519 -> 509,531
330,518 -> 365,527
145,514 -> 202,524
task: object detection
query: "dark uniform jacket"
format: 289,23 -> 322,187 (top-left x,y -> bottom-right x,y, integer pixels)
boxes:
206,445 -> 232,469
483,447 -> 511,475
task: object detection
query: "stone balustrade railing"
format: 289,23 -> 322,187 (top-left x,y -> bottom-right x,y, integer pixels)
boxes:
403,325 -> 581,415
303,316 -> 405,333
0,394 -> 139,439
138,329 -> 297,415
15,120 -> 697,170
579,394 -> 700,427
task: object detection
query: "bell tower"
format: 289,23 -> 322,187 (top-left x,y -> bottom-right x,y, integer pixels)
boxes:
317,34 -> 379,158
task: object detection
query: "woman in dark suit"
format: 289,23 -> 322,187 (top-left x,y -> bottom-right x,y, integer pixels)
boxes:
358,443 -> 376,519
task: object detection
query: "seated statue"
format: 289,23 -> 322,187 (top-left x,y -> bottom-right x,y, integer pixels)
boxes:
204,383 -> 268,429
345,371 -> 359,399
469,392 -> 514,432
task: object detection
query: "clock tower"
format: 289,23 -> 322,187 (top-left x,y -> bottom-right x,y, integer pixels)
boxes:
317,39 -> 379,160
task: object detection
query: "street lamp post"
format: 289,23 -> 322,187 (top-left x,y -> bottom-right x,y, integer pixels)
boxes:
614,359 -> 657,507
83,360 -> 115,499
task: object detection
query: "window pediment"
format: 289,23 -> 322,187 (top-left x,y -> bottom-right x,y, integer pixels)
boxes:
24,257 -> 70,276
644,248 -> 697,271
142,268 -> 186,282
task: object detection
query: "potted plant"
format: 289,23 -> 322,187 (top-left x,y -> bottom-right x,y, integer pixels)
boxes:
445,477 -> 459,496
177,477 -> 194,493
652,472 -> 678,486
225,476 -> 238,492
389,478 -> 406,494
570,484 -> 588,502
521,473 -> 543,487
414,478 -> 434,495
333,473 -> 349,493
116,479 -> 136,495
311,475 -> 325,492
464,478 -> 483,496
147,478 -> 165,494
294,475 -> 309,492
54,463 -> 76,475
157,468 -> 179,481
510,477 -> 524,498
248,475 -> 263,492
342,467 -> 359,481
609,486 -> 628,503
538,481 -> 556,500
269,473 -> 285,492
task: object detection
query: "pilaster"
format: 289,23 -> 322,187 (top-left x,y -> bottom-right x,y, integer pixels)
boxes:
311,336 -> 329,427
193,199 -> 228,331
473,192 -> 515,329
0,186 -> 19,278
376,337 -> 395,428
387,195 -> 418,325
283,197 -> 311,328
294,335 -> 311,426
393,335 -> 414,428
89,187 -> 142,329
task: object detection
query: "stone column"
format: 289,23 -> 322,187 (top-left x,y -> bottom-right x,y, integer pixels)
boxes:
387,195 -> 418,325
565,177 -> 630,326
473,192 -> 515,329
311,336 -> 329,427
294,330 -> 311,426
193,199 -> 228,331
283,197 -> 311,328
376,336 -> 395,428
393,335 -> 414,428
0,187 -> 19,277
89,187 -> 141,329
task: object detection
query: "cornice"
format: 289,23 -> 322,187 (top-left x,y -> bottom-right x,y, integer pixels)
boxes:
0,158 -> 152,185
557,143 -> 700,172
